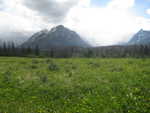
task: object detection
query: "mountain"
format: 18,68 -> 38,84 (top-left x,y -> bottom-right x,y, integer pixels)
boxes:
128,29 -> 150,45
21,25 -> 90,49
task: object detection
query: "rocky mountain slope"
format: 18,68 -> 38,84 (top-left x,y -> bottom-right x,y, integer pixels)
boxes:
21,25 -> 90,49
128,29 -> 150,45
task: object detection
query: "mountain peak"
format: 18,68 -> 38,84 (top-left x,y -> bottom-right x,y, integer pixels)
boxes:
56,25 -> 65,29
139,29 -> 144,33
128,29 -> 150,45
50,25 -> 67,33
138,29 -> 150,34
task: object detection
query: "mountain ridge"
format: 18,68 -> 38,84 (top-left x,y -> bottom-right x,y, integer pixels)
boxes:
21,25 -> 91,50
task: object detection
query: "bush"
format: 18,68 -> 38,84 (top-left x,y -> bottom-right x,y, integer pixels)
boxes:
39,75 -> 48,83
3,71 -> 12,83
30,65 -> 38,69
48,61 -> 59,71
45,59 -> 53,64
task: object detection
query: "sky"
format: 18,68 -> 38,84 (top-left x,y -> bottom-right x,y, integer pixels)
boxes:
0,0 -> 150,46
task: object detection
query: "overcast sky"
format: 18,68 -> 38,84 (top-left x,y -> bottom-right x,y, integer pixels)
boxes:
0,0 -> 150,45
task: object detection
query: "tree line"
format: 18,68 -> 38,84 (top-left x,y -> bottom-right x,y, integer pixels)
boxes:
0,42 -> 150,58
0,42 -> 40,57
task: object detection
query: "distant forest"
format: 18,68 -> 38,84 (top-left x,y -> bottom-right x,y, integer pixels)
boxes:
0,42 -> 150,58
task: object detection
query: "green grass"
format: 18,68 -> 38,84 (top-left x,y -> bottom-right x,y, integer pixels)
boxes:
0,57 -> 149,113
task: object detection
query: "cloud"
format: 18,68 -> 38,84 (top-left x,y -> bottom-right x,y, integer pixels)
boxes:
0,0 -> 52,31
135,17 -> 150,30
147,9 -> 150,15
64,0 -> 150,46
65,7 -> 137,45
108,0 -> 135,9
23,0 -> 78,23
0,0 -> 4,9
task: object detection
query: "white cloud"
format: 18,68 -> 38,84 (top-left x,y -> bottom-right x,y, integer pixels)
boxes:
0,0 -> 52,32
65,7 -> 139,45
108,0 -> 135,9
147,9 -> 150,15
135,17 -> 150,30
64,0 -> 150,45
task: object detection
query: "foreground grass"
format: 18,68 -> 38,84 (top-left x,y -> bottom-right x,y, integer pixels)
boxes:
0,57 -> 149,113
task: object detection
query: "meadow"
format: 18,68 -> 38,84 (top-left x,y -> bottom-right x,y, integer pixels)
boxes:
0,57 -> 149,113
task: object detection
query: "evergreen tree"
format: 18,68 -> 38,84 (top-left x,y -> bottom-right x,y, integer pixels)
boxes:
35,45 -> 40,56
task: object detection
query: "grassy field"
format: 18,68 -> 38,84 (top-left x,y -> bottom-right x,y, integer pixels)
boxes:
0,57 -> 149,113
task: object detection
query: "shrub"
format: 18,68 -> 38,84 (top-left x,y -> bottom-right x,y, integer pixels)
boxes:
48,62 -> 59,71
30,65 -> 38,69
45,59 -> 53,64
3,71 -> 12,83
39,75 -> 48,83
